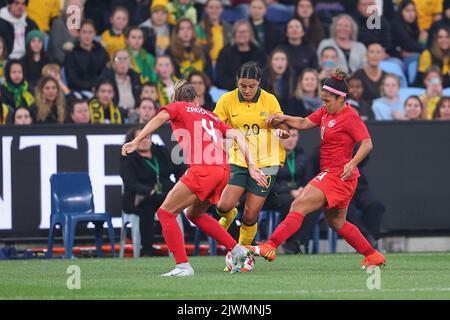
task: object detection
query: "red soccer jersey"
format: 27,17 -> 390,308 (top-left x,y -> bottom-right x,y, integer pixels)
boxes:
307,104 -> 370,180
161,101 -> 231,168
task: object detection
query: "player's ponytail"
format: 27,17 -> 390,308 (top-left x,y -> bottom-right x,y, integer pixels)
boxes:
322,68 -> 349,98
236,61 -> 262,81
173,79 -> 197,102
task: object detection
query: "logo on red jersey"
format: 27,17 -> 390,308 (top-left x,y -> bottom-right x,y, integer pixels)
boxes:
328,120 -> 336,128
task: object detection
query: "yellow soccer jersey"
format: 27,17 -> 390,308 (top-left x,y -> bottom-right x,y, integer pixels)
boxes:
214,88 -> 286,168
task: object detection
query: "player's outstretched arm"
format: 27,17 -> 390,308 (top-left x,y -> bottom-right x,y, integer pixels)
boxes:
266,114 -> 317,130
225,129 -> 268,188
340,138 -> 373,181
121,110 -> 170,156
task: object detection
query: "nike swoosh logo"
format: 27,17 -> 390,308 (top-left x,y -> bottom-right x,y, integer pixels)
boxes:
232,114 -> 239,117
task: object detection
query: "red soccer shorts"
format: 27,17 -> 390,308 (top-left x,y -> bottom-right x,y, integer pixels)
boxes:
309,170 -> 358,209
180,165 -> 230,204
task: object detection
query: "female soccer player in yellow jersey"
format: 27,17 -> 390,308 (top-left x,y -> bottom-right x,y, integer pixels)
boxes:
214,62 -> 290,263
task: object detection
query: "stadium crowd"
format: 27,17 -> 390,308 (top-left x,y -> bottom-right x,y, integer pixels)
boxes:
1,0 -> 449,254
1,0 -> 450,126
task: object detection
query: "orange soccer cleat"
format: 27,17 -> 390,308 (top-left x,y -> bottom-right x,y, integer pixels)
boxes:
245,242 -> 277,262
359,250 -> 386,269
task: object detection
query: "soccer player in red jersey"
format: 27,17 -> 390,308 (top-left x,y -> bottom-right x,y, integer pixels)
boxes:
247,69 -> 386,269
122,80 -> 267,276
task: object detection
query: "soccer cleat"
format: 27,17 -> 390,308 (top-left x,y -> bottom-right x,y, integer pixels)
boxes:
217,208 -> 238,231
359,251 -> 386,269
246,242 -> 277,262
161,265 -> 195,277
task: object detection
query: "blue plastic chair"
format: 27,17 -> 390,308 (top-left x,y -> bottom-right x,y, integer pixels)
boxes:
209,86 -> 228,103
255,211 -> 281,242
398,87 -> 426,105
311,212 -> 337,254
380,60 -> 408,88
46,173 -> 115,259
193,213 -> 217,256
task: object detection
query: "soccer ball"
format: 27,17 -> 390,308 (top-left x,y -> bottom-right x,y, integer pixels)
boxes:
225,251 -> 256,272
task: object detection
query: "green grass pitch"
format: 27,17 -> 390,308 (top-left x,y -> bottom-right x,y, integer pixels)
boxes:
0,253 -> 449,300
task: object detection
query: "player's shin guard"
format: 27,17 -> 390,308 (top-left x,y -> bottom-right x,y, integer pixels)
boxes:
216,207 -> 238,231
337,221 -> 376,257
239,223 -> 258,246
267,212 -> 304,248
157,208 -> 188,264
187,213 -> 237,251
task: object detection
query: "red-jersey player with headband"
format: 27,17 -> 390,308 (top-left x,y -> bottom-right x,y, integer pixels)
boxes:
247,68 -> 386,269
122,80 -> 267,276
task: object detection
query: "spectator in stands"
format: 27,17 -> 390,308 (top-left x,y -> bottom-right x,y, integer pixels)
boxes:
263,128 -> 311,254
391,0 -> 426,63
317,14 -> 366,73
414,0 -> 443,32
215,19 -> 266,90
0,95 -> 13,124
167,0 -> 197,26
100,49 -> 142,112
140,81 -> 160,107
403,95 -> 425,120
34,76 -> 65,124
126,26 -> 157,84
371,73 -> 404,121
65,98 -> 91,124
248,0 -> 279,54
428,0 -> 450,47
47,0 -> 83,65
187,70 -> 214,111
261,48 -> 295,107
294,0 -> 325,49
88,79 -> 127,124
101,6 -> 129,59
120,124 -> 178,256
291,68 -> 321,113
353,43 -> 387,102
26,0 -> 60,32
0,36 -> 6,84
196,0 -> 232,66
41,63 -> 71,96
318,46 -> 339,82
420,66 -> 443,119
0,0 -> 38,59
129,97 -> 157,124
140,0 -> 172,57
347,76 -> 373,120
64,19 -> 109,95
1,59 -> 34,110
432,95 -> 450,120
21,30 -> 49,91
13,105 -> 32,124
352,0 -> 394,56
277,18 -> 318,77
154,54 -> 178,106
417,25 -> 450,87
168,18 -> 212,79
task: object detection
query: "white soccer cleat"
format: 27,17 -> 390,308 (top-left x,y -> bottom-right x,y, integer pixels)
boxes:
161,264 -> 194,277
229,244 -> 250,273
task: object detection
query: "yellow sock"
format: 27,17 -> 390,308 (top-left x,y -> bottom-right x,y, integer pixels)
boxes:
216,207 -> 238,231
239,223 -> 258,246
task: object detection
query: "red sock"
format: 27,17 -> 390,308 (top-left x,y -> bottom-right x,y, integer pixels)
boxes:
267,212 -> 304,248
187,213 -> 237,251
337,221 -> 375,257
157,208 -> 188,264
